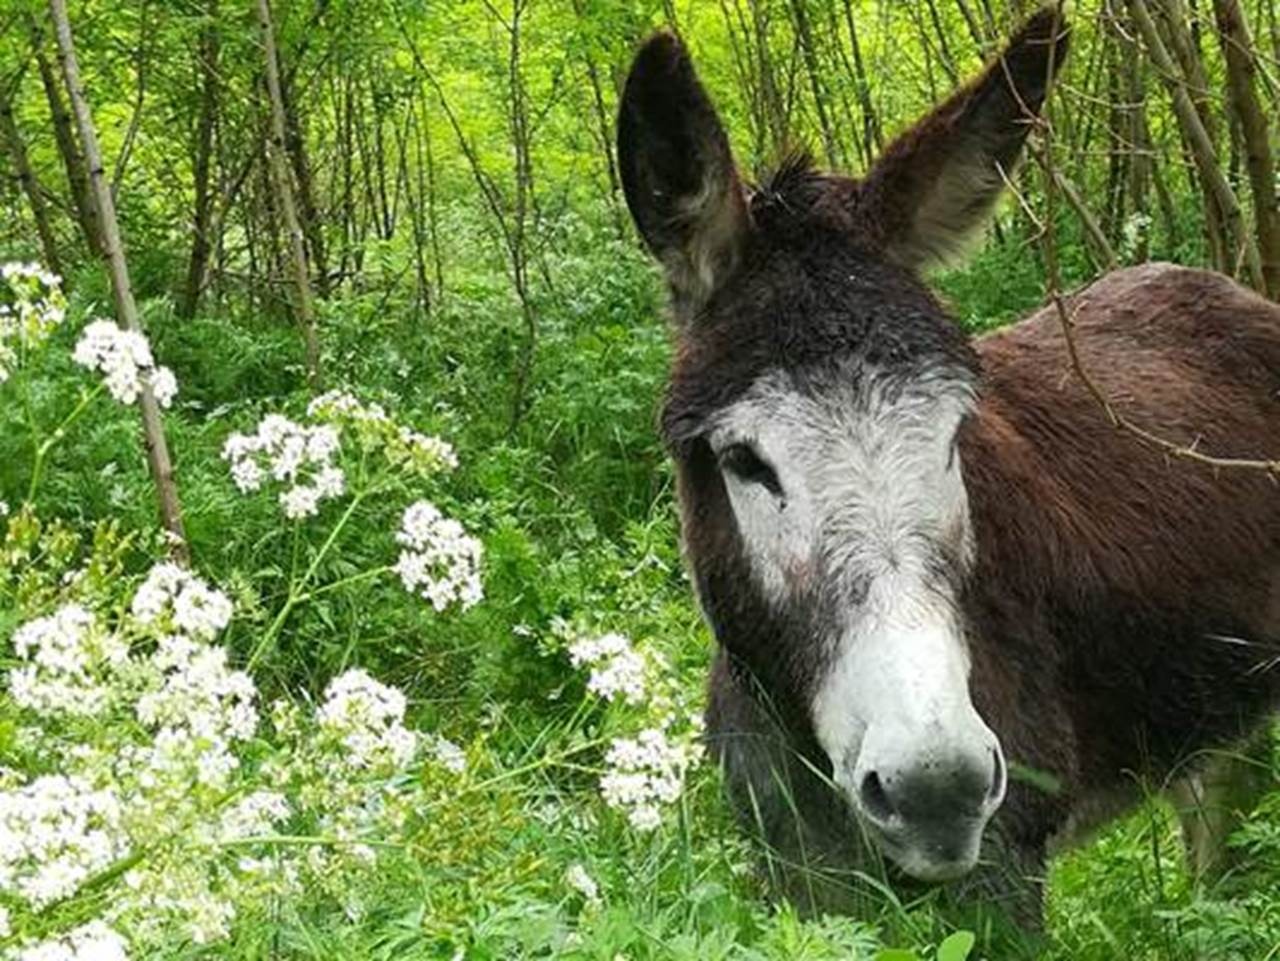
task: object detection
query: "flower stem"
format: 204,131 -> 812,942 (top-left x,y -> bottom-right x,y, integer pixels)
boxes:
247,489 -> 370,670
302,564 -> 392,602
25,383 -> 105,505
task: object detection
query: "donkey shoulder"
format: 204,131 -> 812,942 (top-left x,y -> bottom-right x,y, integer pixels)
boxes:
976,262 -> 1280,387
961,263 -> 1280,606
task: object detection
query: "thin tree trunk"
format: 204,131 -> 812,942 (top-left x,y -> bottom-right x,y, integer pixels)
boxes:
29,13 -> 100,256
718,0 -> 767,162
111,0 -> 152,203
0,88 -> 64,277
842,0 -> 883,156
788,0 -> 839,166
255,0 -> 320,388
281,68 -> 330,297
955,0 -> 992,54
372,80 -> 394,241
1213,0 -> 1280,297
1030,143 -> 1120,270
569,4 -> 625,240
505,0 -> 537,434
1155,0 -> 1233,261
1129,0 -> 1264,287
340,72 -> 355,280
403,102 -> 431,320
1121,21 -> 1153,256
924,0 -> 961,85
48,0 -> 187,555
746,0 -> 789,155
1102,34 -> 1128,241
179,0 -> 219,318
417,90 -> 444,299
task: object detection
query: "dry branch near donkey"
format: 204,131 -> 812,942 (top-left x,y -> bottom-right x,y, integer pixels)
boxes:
618,6 -> 1280,925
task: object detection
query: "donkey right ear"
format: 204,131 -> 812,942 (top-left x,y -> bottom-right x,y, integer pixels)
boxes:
618,33 -> 750,316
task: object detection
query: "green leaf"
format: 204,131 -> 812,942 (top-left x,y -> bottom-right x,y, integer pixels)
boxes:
876,951 -> 921,961
936,931 -> 977,961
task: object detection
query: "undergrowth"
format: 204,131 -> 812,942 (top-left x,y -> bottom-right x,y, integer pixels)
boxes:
0,208 -> 1277,959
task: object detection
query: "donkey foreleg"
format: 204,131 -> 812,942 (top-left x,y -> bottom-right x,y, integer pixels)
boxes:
1169,726 -> 1274,883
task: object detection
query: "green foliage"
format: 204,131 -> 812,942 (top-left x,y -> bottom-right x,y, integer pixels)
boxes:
2,0 -> 1279,956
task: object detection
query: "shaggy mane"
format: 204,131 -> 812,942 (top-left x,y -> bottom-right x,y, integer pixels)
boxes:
751,150 -> 824,216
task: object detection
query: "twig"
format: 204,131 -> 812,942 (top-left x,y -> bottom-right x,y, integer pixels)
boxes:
1009,3 -> 1280,479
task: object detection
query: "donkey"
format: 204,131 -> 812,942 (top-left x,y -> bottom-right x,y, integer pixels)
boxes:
617,8 -> 1280,924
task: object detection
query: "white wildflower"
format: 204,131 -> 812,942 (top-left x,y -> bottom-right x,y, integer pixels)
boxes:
222,415 -> 344,519
393,501 -> 483,612
216,791 -> 290,842
229,456 -> 263,493
119,860 -> 235,946
308,389 -> 456,475
564,863 -> 600,905
72,318 -> 176,407
135,635 -> 257,743
280,484 -> 321,520
8,604 -> 127,718
599,729 -> 697,832
0,775 -> 128,908
148,365 -> 178,408
568,632 -> 647,705
306,389 -> 384,421
428,736 -> 466,774
10,920 -> 129,961
130,563 -> 232,640
0,261 -> 66,383
398,427 -> 458,471
317,669 -> 417,773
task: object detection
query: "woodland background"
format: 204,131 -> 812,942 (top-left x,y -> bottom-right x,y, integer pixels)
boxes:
2,0 -> 1280,958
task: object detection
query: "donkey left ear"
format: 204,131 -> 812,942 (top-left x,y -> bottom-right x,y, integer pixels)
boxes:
856,8 -> 1070,271
618,32 -> 750,316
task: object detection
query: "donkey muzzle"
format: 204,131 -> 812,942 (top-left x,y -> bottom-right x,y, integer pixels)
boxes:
844,715 -> 1006,882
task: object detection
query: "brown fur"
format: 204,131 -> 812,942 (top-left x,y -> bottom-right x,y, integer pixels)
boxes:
963,264 -> 1280,797
617,5 -> 1280,927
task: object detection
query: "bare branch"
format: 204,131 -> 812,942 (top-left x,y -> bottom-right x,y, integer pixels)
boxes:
1015,2 -> 1280,479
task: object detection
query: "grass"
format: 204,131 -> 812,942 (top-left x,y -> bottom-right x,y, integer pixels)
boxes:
2,206 -> 1278,959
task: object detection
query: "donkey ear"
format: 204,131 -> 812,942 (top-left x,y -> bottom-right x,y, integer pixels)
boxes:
618,32 -> 750,315
857,8 -> 1070,271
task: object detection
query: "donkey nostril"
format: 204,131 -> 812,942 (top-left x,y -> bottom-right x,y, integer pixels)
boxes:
987,748 -> 1006,803
859,770 -> 895,822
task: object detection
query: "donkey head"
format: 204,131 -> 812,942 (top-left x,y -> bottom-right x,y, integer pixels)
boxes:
619,11 -> 1067,882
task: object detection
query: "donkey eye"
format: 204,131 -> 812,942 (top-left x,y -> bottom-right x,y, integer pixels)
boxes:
718,443 -> 782,496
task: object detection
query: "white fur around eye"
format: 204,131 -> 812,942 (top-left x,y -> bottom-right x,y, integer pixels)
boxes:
712,368 -> 974,609
710,423 -> 815,607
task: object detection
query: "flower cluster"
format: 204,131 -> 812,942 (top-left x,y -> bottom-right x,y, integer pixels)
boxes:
0,262 -> 66,384
599,728 -> 698,832
8,603 -> 128,717
266,666 -> 463,909
72,319 -> 177,407
0,775 -> 127,908
567,631 -> 647,705
131,562 -> 233,640
428,735 -> 467,774
563,863 -> 601,907
316,669 -> 417,773
393,500 -> 483,612
558,619 -> 702,833
0,555 -> 457,955
8,921 -> 129,961
133,634 -> 258,766
307,389 -> 457,477
221,415 -> 344,519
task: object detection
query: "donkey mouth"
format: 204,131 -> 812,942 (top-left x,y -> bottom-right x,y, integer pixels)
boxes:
856,809 -> 988,883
